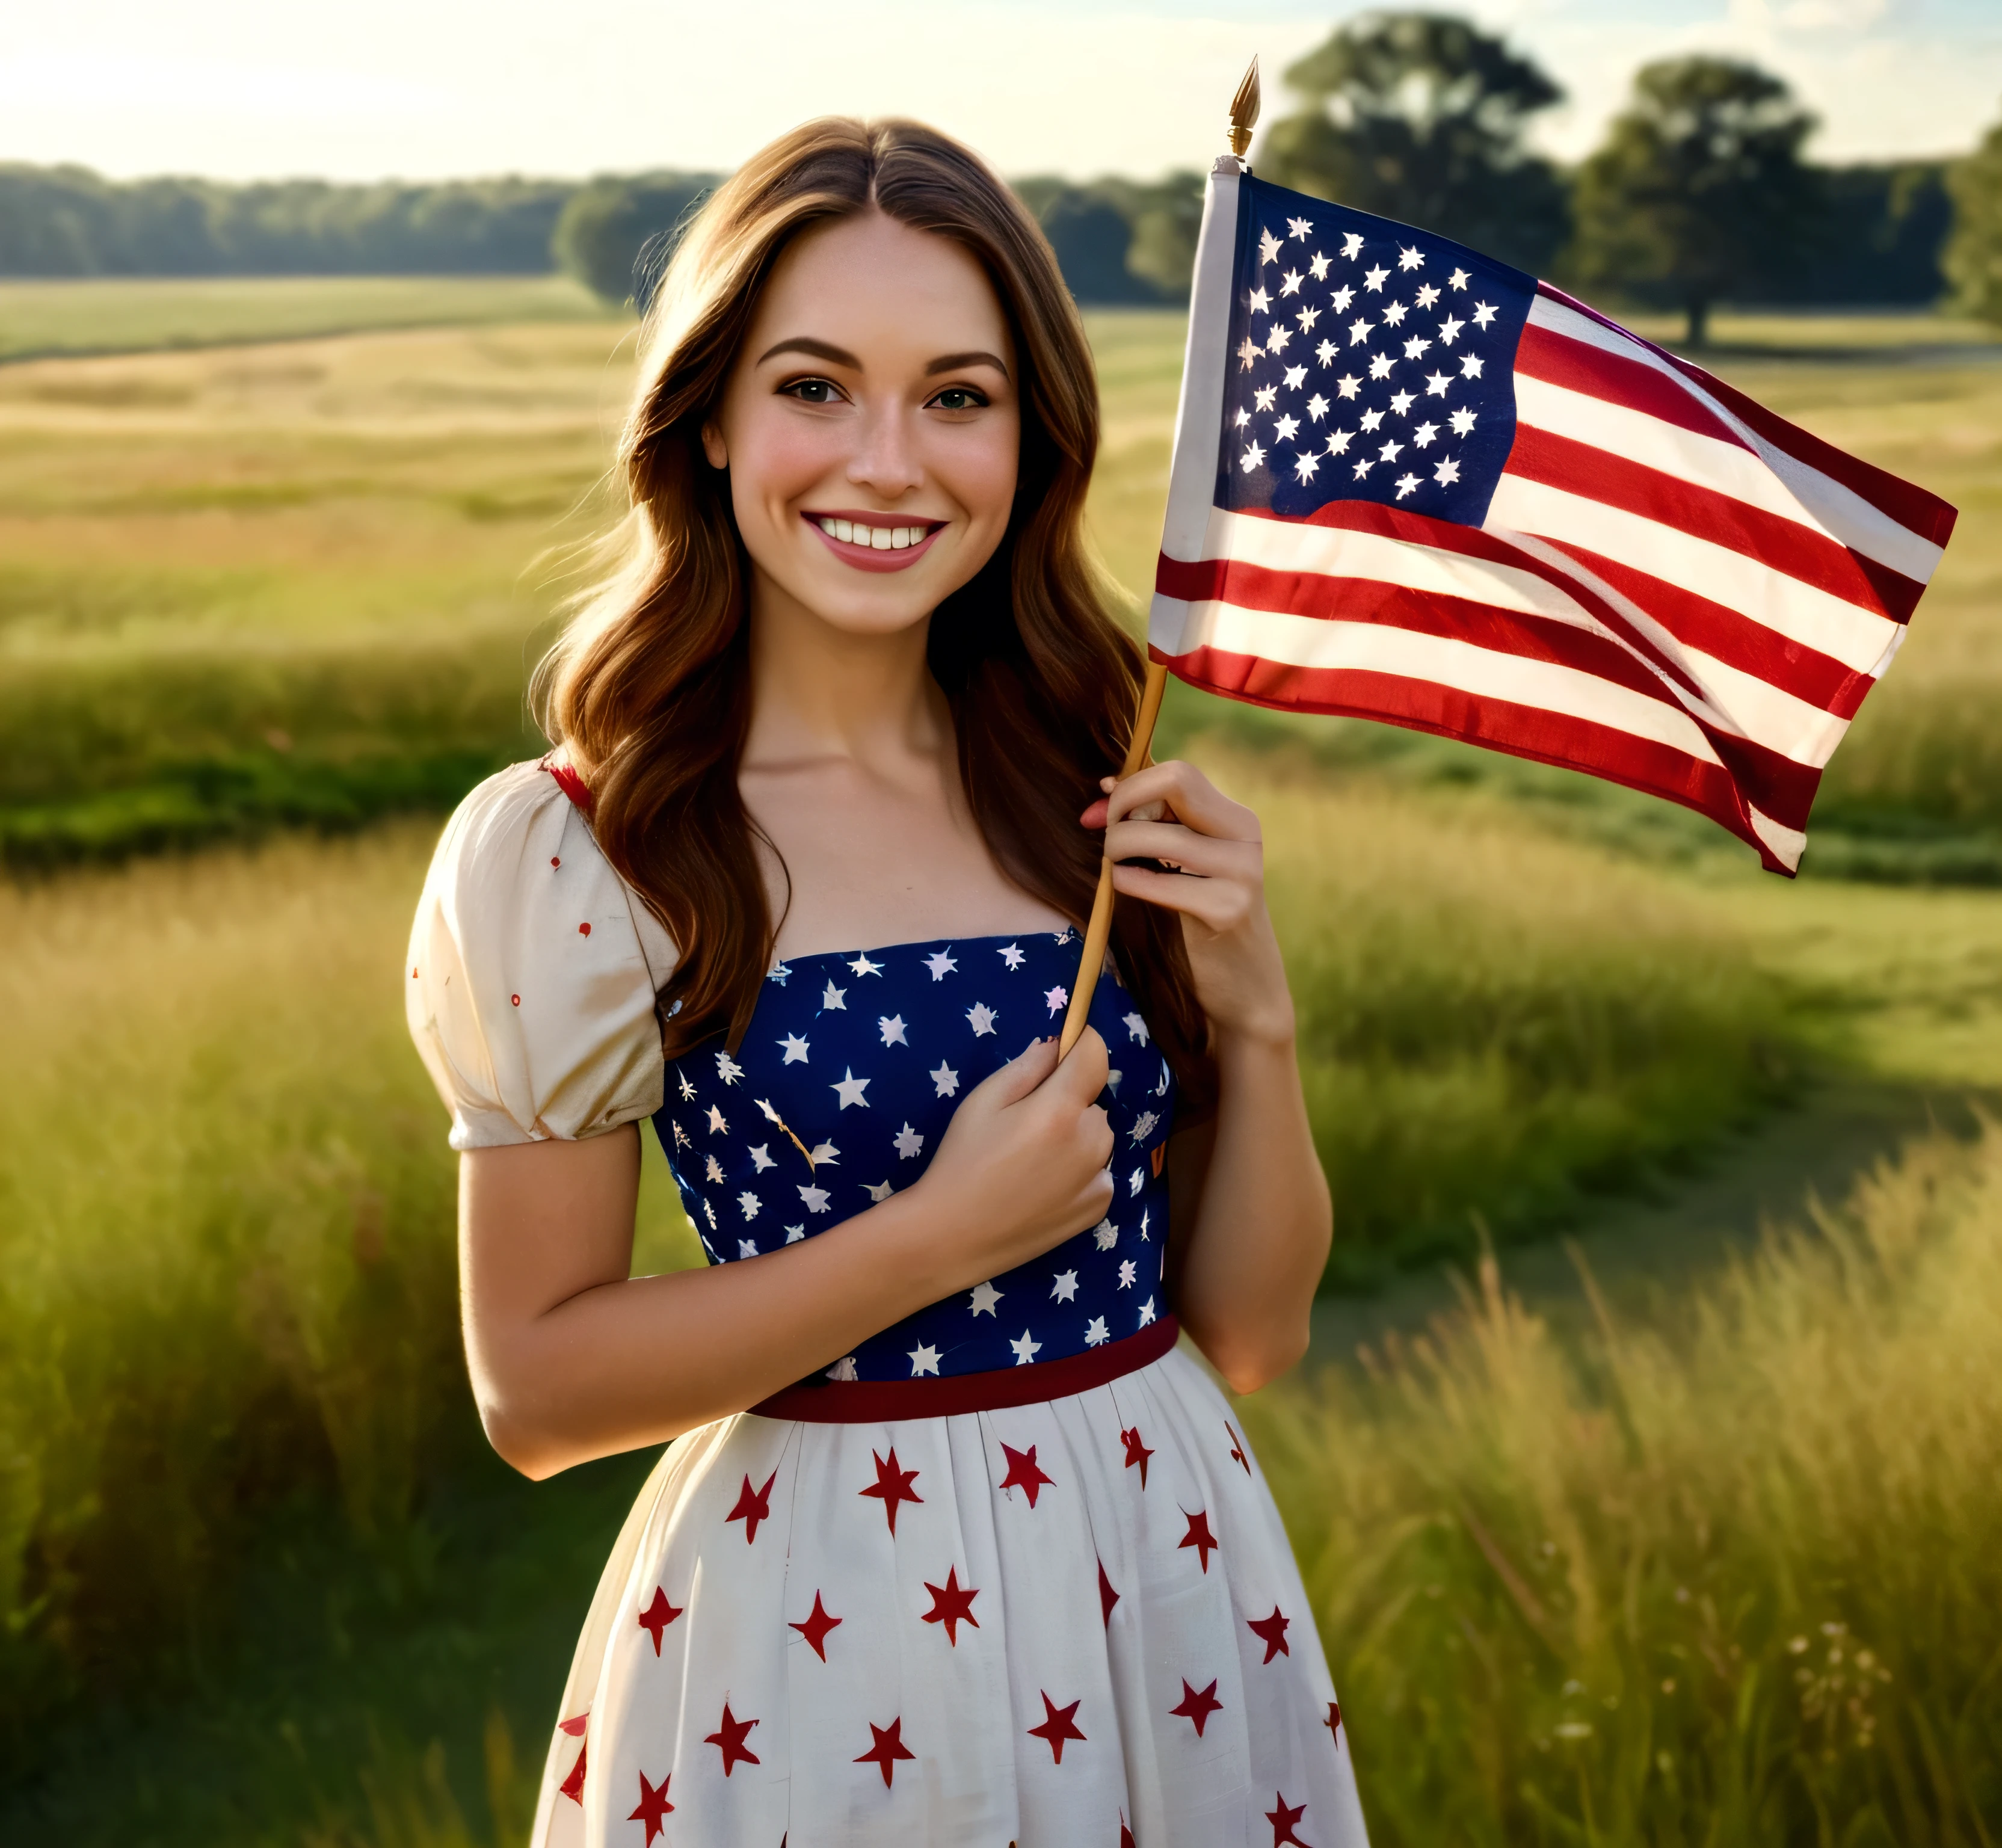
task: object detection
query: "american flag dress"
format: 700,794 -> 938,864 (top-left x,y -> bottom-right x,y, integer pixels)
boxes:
407,761 -> 1368,1848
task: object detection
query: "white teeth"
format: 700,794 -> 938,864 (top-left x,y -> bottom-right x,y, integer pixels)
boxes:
834,518 -> 854,542
891,527 -> 911,548
870,526 -> 892,550
819,518 -> 931,550
820,517 -> 840,538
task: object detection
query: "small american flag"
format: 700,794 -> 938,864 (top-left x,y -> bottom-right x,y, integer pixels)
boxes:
1150,162 -> 1958,873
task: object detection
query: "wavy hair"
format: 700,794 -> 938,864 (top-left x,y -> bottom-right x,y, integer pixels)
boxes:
535,117 -> 1210,1102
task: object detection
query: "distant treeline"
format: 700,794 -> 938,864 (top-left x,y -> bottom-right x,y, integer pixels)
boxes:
0,156 -> 1956,309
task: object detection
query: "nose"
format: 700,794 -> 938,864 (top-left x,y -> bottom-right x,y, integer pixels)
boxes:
845,399 -> 924,500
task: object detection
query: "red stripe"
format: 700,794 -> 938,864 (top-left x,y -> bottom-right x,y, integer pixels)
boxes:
1505,425 -> 1924,623
1523,538 -> 1872,719
748,1315 -> 1180,1423
543,757 -> 595,815
1157,552 -> 1707,711
1535,283 -> 1957,550
1515,321 -> 1747,449
1154,645 -> 1806,873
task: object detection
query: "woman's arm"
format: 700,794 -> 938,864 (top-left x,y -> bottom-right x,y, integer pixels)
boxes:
1091,762 -> 1330,1393
461,1029 -> 1115,1479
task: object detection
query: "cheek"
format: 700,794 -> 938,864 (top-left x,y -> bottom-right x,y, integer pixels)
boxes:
727,406 -> 842,522
941,416 -> 1021,525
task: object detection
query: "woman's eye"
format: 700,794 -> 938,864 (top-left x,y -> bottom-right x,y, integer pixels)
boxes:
929,387 -> 987,411
783,378 -> 838,404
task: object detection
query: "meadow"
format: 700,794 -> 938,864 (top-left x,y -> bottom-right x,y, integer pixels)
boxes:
2,279 -> 2000,1843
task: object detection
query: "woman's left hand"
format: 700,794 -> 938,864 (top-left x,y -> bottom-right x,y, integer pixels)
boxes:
1082,761 -> 1293,1048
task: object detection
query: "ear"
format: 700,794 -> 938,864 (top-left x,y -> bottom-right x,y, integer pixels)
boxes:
701,419 -> 728,471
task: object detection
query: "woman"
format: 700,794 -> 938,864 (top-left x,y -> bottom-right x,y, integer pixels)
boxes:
408,116 -> 1366,1848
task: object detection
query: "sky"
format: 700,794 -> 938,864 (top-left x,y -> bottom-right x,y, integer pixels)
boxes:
2,0 -> 1998,185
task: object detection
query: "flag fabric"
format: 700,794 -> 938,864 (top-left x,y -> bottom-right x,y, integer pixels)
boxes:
1148,159 -> 1958,873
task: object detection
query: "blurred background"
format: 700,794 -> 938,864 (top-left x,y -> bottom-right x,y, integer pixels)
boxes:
3,3 -> 2000,1841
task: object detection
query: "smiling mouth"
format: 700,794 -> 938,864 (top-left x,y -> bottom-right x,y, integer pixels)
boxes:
802,511 -> 945,573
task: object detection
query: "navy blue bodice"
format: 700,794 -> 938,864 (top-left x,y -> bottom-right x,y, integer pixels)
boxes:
652,930 -> 1176,1382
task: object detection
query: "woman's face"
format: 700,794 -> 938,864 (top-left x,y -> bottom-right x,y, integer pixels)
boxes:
703,208 -> 1021,639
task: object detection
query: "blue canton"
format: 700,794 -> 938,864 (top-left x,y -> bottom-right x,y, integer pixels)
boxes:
652,932 -> 1176,1383
1216,174 -> 1537,530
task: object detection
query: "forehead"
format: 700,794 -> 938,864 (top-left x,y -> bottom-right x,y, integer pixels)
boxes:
747,209 -> 1014,362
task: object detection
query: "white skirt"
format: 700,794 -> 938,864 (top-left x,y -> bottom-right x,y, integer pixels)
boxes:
530,1343 -> 1368,1847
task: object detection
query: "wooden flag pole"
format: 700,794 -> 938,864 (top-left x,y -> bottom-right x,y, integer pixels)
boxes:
1055,57 -> 1259,1061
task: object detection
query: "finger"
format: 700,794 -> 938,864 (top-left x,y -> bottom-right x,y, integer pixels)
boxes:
1050,1024 -> 1110,1101
1104,821 -> 1260,879
982,1033 -> 1060,1105
1105,761 -> 1258,840
1110,861 -> 1260,933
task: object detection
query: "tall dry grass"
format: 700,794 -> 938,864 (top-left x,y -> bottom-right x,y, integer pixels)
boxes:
1250,1121 -> 2002,1844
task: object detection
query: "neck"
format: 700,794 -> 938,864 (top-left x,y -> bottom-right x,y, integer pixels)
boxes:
740,572 -> 952,774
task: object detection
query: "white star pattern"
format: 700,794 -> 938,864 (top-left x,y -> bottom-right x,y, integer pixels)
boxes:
1240,443 -> 1265,475
706,1105 -> 727,1135
1308,250 -> 1332,280
798,1184 -> 830,1213
1248,284 -> 1271,315
1117,1259 -> 1138,1290
1395,474 -> 1420,500
998,942 -> 1024,969
924,949 -> 957,981
1341,231 -> 1364,259
1364,264 -> 1388,291
784,1225 -> 804,1243
1130,1110 -> 1160,1144
848,953 -> 883,976
1280,268 -> 1302,297
863,1178 -> 894,1203
1473,300 -> 1498,328
809,1141 -> 840,1166
1450,407 -> 1478,436
930,1061 -> 959,1097
1123,1012 -> 1150,1045
878,1014 -> 907,1047
1084,1317 -> 1110,1347
893,1123 -> 924,1159
1051,1270 -> 1079,1302
1435,457 -> 1462,485
1094,1219 -> 1118,1249
1294,452 -> 1320,484
738,1193 -> 760,1219
908,1343 -> 941,1377
969,1281 -> 1003,1317
739,1237 -> 759,1258
678,1073 -> 695,1101
1258,226 -> 1282,264
1450,266 -> 1470,289
1129,1169 -> 1145,1196
778,1032 -> 809,1064
672,1122 -> 690,1149
1274,413 -> 1300,443
1009,1329 -> 1043,1366
1044,985 -> 1068,1015
750,1144 -> 775,1171
1138,1296 -> 1158,1328
821,981 -> 846,1011
1287,215 -> 1313,240
966,1003 -> 997,1037
831,1068 -> 870,1109
704,1154 -> 725,1184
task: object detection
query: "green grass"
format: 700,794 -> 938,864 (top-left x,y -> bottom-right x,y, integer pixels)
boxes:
0,274 -> 613,362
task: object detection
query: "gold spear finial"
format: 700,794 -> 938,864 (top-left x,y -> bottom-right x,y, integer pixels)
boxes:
1228,55 -> 1261,159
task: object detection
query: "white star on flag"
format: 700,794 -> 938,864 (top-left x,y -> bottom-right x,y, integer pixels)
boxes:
966,1003 -> 997,1037
1348,317 -> 1372,345
1240,443 -> 1265,475
714,1050 -> 744,1084
1416,283 -> 1440,307
908,1343 -> 941,1377
1083,1316 -> 1110,1347
893,1123 -> 924,1159
1138,1207 -> 1151,1241
1450,407 -> 1477,435
848,952 -> 883,976
672,1122 -> 690,1148
1295,452 -> 1319,484
749,1144 -> 775,1171
1340,231 -> 1363,259
1390,389 -> 1415,414
1449,266 -> 1470,288
798,1183 -> 830,1213
1237,335 -> 1261,369
1360,409 -> 1384,434
1395,474 -> 1421,499
706,1104 -> 727,1134
1094,1219 -> 1118,1249
1369,353 -> 1394,381
1413,421 -> 1438,448
1316,339 -> 1340,366
821,981 -> 846,1011
1364,265 -> 1388,291
1280,268 -> 1302,296
766,961 -> 791,985
1461,354 -> 1485,379
930,1061 -> 959,1097
1472,300 -> 1497,327
1050,1270 -> 1079,1302
878,1014 -> 907,1047
1308,250 -> 1331,280
1009,1329 -> 1042,1366
778,1033 -> 808,1064
1258,226 -> 1282,263
1307,393 -> 1329,420
831,1068 -> 870,1109
1438,315 -> 1464,343
1287,215 -> 1313,239
1382,300 -> 1407,326
1435,457 -> 1462,485
1398,244 -> 1424,270
924,949 -> 957,980
969,1280 -> 1003,1317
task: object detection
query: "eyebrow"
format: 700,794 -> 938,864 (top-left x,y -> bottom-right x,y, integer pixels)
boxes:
753,336 -> 1011,381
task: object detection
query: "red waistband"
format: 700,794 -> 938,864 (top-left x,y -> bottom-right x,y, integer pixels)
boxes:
748,1316 -> 1179,1423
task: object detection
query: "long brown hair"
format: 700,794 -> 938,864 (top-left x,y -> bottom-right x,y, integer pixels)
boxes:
536,116 -> 1209,1101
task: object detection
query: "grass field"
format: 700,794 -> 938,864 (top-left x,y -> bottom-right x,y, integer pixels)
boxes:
0,274 -> 611,362
3,280 -> 2000,1841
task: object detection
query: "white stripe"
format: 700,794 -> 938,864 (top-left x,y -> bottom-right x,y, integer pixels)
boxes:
1153,594 -> 1727,769
1153,508 -> 1858,763
1515,374 -> 1856,549
1156,160 -> 1242,563
1747,806 -> 1806,872
1505,531 -> 1854,768
1485,474 -> 1902,676
1527,295 -> 1944,585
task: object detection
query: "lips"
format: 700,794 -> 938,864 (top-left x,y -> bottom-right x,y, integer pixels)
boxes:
803,510 -> 944,574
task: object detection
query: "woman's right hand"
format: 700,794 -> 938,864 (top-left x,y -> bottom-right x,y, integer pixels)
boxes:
913,1027 -> 1116,1288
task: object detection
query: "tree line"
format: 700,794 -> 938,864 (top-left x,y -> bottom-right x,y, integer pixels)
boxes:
4,11 -> 1999,343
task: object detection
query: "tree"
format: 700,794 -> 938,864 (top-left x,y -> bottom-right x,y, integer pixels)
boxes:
1568,57 -> 1821,346
1257,10 -> 1568,273
1944,105 -> 2002,326
552,173 -> 718,310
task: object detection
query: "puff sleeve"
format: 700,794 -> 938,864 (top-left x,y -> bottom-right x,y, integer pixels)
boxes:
405,760 -> 679,1150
